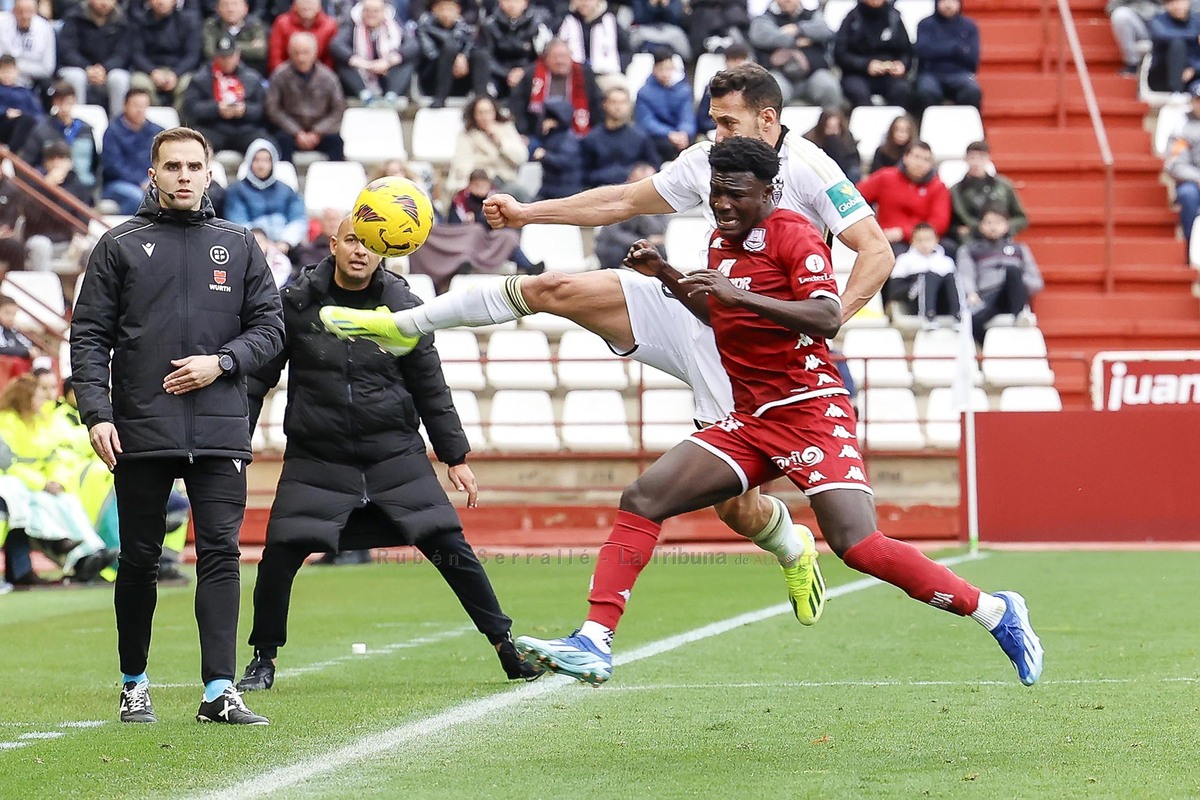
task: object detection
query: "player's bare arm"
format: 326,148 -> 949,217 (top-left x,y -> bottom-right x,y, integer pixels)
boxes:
678,271 -> 842,339
837,216 -> 894,323
623,239 -> 711,324
483,177 -> 675,229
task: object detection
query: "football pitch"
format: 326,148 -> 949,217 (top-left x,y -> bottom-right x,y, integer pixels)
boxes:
2,548 -> 1197,799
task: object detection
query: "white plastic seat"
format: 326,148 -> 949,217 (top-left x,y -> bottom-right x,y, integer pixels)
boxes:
341,107 -> 406,163
487,390 -> 559,450
513,161 -> 543,199
849,105 -> 905,165
237,158 -> 299,191
637,388 -> 696,450
822,0 -> 855,31
301,160 -> 365,213
841,327 -> 912,388
208,159 -> 228,188
999,385 -> 1063,412
857,387 -> 925,450
627,361 -> 688,389
450,389 -> 487,450
1190,221 -> 1200,270
1,272 -> 66,333
434,329 -> 486,391
561,390 -> 634,451
831,236 -> 856,276
837,287 -> 890,329
485,329 -> 557,390
920,105 -> 985,163
1155,102 -> 1190,156
520,224 -> 587,273
911,327 -> 981,388
981,327 -> 1055,387
1138,54 -> 1177,109
411,107 -> 463,164
779,105 -> 822,136
937,158 -> 968,188
924,386 -> 988,449
556,330 -> 629,389
663,217 -> 712,273
144,106 -> 180,130
74,104 -> 108,151
693,52 -> 726,99
895,0 -> 934,41
521,312 -> 584,335
401,272 -> 436,304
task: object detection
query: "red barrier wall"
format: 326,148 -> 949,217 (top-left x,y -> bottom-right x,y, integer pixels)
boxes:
968,408 -> 1200,542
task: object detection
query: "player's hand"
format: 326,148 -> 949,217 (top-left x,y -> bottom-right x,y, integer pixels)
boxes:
164,355 -> 222,395
447,463 -> 479,507
678,270 -> 743,306
483,194 -> 528,230
623,239 -> 667,276
89,421 -> 122,470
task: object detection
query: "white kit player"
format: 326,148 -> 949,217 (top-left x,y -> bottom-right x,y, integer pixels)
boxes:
320,64 -> 894,626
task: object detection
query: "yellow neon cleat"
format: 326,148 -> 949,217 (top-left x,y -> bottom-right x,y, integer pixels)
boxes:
319,305 -> 420,356
782,524 -> 825,626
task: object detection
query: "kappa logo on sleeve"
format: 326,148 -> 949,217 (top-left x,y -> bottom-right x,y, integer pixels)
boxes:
825,180 -> 866,218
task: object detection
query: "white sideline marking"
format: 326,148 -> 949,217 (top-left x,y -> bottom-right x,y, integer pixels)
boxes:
607,676 -> 1200,691
193,552 -> 986,800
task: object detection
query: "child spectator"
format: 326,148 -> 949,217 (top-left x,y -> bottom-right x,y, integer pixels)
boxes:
0,53 -> 41,151
889,221 -> 960,327
956,206 -> 1044,344
24,140 -> 92,274
532,96 -> 583,199
479,0 -> 552,100
804,107 -> 861,183
635,46 -> 694,163
869,112 -> 916,173
951,140 -> 1028,244
557,0 -> 632,89
19,82 -> 98,188
748,0 -> 842,108
446,95 -> 529,199
583,85 -> 660,188
833,0 -> 913,110
415,0 -> 489,108
912,0 -> 981,115
1166,85 -> 1200,245
225,139 -> 308,256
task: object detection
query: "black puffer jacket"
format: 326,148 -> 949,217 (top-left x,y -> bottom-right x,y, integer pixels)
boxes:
833,1 -> 912,77
71,191 -> 285,460
479,7 -> 550,83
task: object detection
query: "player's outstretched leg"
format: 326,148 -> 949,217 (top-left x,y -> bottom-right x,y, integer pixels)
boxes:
812,488 -> 1043,686
320,305 -> 420,355
714,490 -> 825,625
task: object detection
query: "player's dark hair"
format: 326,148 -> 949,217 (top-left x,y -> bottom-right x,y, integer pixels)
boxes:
708,63 -> 783,115
708,136 -> 780,183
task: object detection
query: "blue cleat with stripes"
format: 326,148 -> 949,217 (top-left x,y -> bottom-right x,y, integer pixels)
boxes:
991,591 -> 1043,686
516,631 -> 613,686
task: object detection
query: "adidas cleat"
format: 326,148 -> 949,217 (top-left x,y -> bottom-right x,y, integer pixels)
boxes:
119,680 -> 157,723
782,524 -> 825,626
319,305 -> 419,356
991,591 -> 1043,686
516,632 -> 612,686
196,686 -> 270,725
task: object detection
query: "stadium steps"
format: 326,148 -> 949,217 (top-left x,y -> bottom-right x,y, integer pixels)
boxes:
974,2 -> 1200,410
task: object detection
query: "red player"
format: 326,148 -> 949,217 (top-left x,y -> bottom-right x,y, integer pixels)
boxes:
516,136 -> 1043,687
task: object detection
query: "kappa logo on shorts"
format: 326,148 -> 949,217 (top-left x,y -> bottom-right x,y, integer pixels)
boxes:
839,444 -> 861,459
845,466 -> 866,481
831,424 -> 854,439
771,446 -> 823,472
744,228 -> 766,252
824,403 -> 848,418
817,374 -> 838,385
805,354 -> 825,370
808,470 -> 826,483
794,334 -> 814,349
714,415 -> 744,432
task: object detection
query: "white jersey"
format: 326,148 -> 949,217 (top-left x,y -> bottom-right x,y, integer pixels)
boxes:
617,129 -> 872,424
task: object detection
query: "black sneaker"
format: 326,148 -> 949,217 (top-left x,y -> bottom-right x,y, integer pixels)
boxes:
496,635 -> 543,681
236,655 -> 276,692
119,680 -> 157,723
196,686 -> 269,725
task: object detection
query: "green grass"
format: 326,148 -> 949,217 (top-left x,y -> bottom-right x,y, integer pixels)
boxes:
2,550 -> 1198,799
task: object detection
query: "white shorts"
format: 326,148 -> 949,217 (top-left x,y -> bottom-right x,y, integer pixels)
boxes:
609,271 -> 734,424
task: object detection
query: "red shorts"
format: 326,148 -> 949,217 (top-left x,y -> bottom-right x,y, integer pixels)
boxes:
687,394 -> 873,496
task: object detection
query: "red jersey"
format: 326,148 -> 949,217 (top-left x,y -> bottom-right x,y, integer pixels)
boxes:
705,208 -> 847,417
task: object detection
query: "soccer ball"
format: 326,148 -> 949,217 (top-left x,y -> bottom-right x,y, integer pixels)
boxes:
351,176 -> 435,258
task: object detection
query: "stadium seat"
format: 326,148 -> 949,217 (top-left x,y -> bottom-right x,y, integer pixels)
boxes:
831,236 -> 856,275
693,53 -> 726,100
895,0 -> 934,41
779,105 -> 822,136
837,286 -> 890,328
1154,102 -> 1189,156
924,385 -> 989,449
663,217 -> 712,272
1190,222 -> 1200,270
73,104 -> 108,152
561,390 -> 634,451
626,52 -> 685,96
341,107 -> 406,163
857,387 -> 925,450
411,107 -> 463,164
485,329 -> 557,390
920,106 -> 984,163
401,272 -> 436,304
433,329 -> 486,391
488,390 -> 559,450
637,388 -> 696,450
911,327 -> 981,388
557,329 -> 629,389
998,385 -> 1063,412
521,312 -> 584,335
822,0 -> 855,32
937,158 -> 968,188
628,361 -> 688,389
209,159 -> 228,187
981,327 -> 1055,387
302,161 -> 367,214
2,272 -> 67,333
1138,54 -> 1177,109
144,106 -> 180,130
450,389 -> 488,450
444,274 -> 519,330
513,161 -> 543,199
841,327 -> 912,388
264,390 -> 288,450
520,224 -> 587,272
849,105 -> 905,165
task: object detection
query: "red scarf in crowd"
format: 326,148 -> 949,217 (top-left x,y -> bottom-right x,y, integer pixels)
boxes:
528,59 -> 591,136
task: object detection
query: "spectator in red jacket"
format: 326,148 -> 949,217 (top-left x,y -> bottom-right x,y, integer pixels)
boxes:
267,0 -> 337,74
856,140 -> 950,256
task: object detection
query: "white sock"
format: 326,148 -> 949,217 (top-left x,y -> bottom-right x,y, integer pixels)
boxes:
578,620 -> 613,654
393,275 -> 530,336
971,592 -> 1006,630
750,495 -> 805,566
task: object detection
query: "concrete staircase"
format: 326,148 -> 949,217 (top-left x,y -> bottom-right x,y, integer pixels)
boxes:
972,0 -> 1200,407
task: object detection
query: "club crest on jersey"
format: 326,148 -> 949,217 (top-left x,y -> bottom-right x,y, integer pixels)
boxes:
804,254 -> 826,273
771,175 -> 783,204
744,228 -> 766,252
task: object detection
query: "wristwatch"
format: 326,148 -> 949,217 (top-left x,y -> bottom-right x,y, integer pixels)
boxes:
217,350 -> 237,376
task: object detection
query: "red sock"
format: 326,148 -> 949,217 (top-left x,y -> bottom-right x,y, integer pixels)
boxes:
586,511 -> 662,630
842,531 -> 980,616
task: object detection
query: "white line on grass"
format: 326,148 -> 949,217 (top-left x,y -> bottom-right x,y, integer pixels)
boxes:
604,676 -> 1200,691
192,552 -> 986,800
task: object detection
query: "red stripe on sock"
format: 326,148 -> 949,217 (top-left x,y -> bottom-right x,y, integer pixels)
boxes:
842,531 -> 980,616
586,510 -> 662,630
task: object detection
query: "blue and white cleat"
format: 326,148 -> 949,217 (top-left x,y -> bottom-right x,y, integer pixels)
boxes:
515,632 -> 613,686
991,591 -> 1043,686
